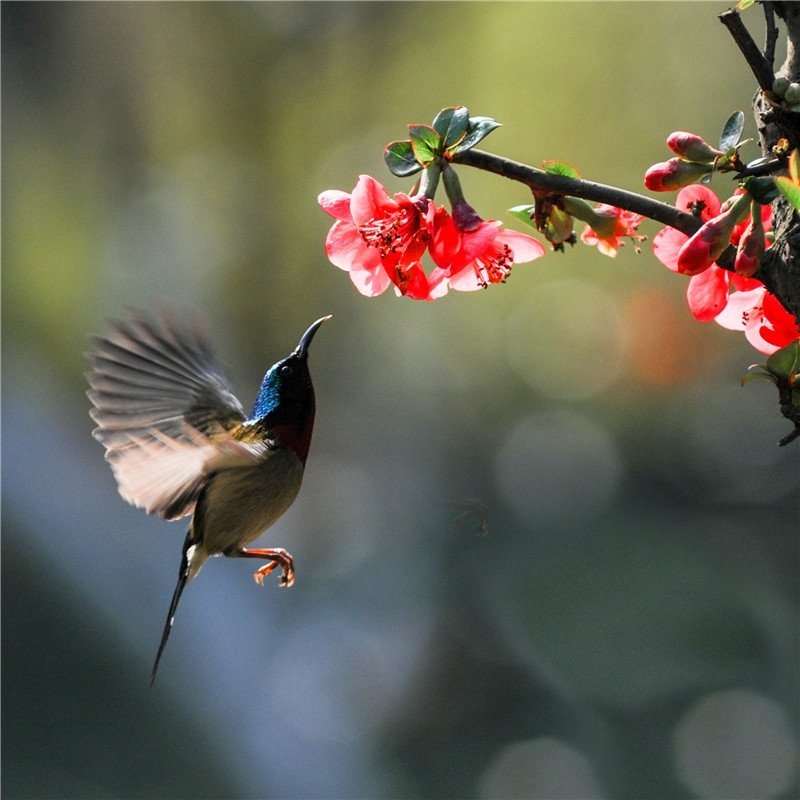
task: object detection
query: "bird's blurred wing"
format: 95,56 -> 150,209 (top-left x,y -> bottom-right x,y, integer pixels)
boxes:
109,425 -> 274,520
87,306 -> 247,448
87,306 -> 254,519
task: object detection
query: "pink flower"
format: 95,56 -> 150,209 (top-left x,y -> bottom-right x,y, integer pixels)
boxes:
320,174 -> 545,299
319,174 -> 440,300
429,206 -> 545,292
715,286 -> 800,355
654,187 -> 771,279
651,185 -> 790,353
580,205 -> 646,257
686,267 -> 761,322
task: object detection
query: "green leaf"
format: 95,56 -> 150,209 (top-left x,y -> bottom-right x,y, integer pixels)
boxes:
719,111 -> 745,151
452,116 -> 502,154
766,340 -> 800,378
775,175 -> 800,211
744,176 -> 779,204
737,0 -> 755,9
542,160 -> 581,179
741,371 -> 777,387
508,204 -> 537,229
408,124 -> 441,166
384,140 -> 423,177
432,106 -> 469,152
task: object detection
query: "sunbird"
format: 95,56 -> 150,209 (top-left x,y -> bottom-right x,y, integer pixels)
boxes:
86,307 -> 330,684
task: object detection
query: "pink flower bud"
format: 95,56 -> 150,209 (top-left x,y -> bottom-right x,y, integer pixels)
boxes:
666,131 -> 723,163
644,158 -> 712,191
676,194 -> 751,276
734,207 -> 765,278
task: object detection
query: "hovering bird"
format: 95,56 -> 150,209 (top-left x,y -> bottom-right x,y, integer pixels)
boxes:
86,307 -> 330,684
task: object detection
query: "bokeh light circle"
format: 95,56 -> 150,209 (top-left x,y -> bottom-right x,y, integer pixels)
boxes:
506,279 -> 626,400
479,737 -> 604,799
494,410 -> 622,527
673,689 -> 798,799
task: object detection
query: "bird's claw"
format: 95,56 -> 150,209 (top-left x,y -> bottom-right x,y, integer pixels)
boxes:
247,549 -> 295,588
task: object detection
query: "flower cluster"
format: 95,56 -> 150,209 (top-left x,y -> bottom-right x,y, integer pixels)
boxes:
653,185 -> 799,354
319,174 -> 545,300
319,107 -> 547,301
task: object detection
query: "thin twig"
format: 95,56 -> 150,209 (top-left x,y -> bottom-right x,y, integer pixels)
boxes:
763,1 -> 779,69
719,7 -> 775,91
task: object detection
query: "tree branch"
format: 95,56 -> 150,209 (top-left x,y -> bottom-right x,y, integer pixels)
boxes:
451,148 -> 704,236
719,7 -> 775,92
763,2 -> 779,69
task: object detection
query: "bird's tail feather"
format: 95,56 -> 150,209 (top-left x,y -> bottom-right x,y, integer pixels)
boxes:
150,530 -> 193,686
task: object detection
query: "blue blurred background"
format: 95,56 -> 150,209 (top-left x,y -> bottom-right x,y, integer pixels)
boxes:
3,3 -> 798,798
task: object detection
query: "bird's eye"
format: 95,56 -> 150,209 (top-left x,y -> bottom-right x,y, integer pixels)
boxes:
279,364 -> 292,375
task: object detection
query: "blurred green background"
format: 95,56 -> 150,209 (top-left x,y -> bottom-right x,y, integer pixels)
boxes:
3,3 -> 798,798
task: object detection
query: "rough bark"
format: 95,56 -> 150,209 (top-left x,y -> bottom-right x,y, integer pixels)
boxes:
724,2 -> 800,328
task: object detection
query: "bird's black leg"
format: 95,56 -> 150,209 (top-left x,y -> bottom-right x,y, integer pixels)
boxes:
234,547 -> 295,587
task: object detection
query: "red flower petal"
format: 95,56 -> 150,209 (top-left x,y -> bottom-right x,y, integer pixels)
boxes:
687,266 -> 729,322
653,227 -> 690,273
318,190 -> 354,223
325,220 -> 380,272
674,185 -> 721,219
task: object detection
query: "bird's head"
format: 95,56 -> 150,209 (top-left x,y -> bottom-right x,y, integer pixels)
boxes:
246,316 -> 330,460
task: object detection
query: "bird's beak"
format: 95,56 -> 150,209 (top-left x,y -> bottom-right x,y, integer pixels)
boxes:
295,315 -> 332,358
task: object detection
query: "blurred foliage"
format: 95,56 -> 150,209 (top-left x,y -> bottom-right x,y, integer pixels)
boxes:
3,3 -> 797,798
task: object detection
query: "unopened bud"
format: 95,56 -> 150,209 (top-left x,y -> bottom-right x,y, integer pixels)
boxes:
676,193 -> 751,275
667,131 -> 723,164
772,76 -> 790,97
734,203 -> 766,278
644,158 -> 712,191
785,83 -> 800,105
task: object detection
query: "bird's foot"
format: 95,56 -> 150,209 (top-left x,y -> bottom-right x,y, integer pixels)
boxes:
239,547 -> 295,587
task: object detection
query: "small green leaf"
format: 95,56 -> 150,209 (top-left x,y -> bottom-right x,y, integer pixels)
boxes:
719,111 -> 745,151
508,204 -> 537,228
452,116 -> 502,154
542,160 -> 581,179
775,175 -> 800,211
408,124 -> 441,166
744,176 -> 779,204
737,0 -> 755,9
766,340 -> 800,378
741,371 -> 777,387
384,140 -> 423,177
432,106 -> 469,152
